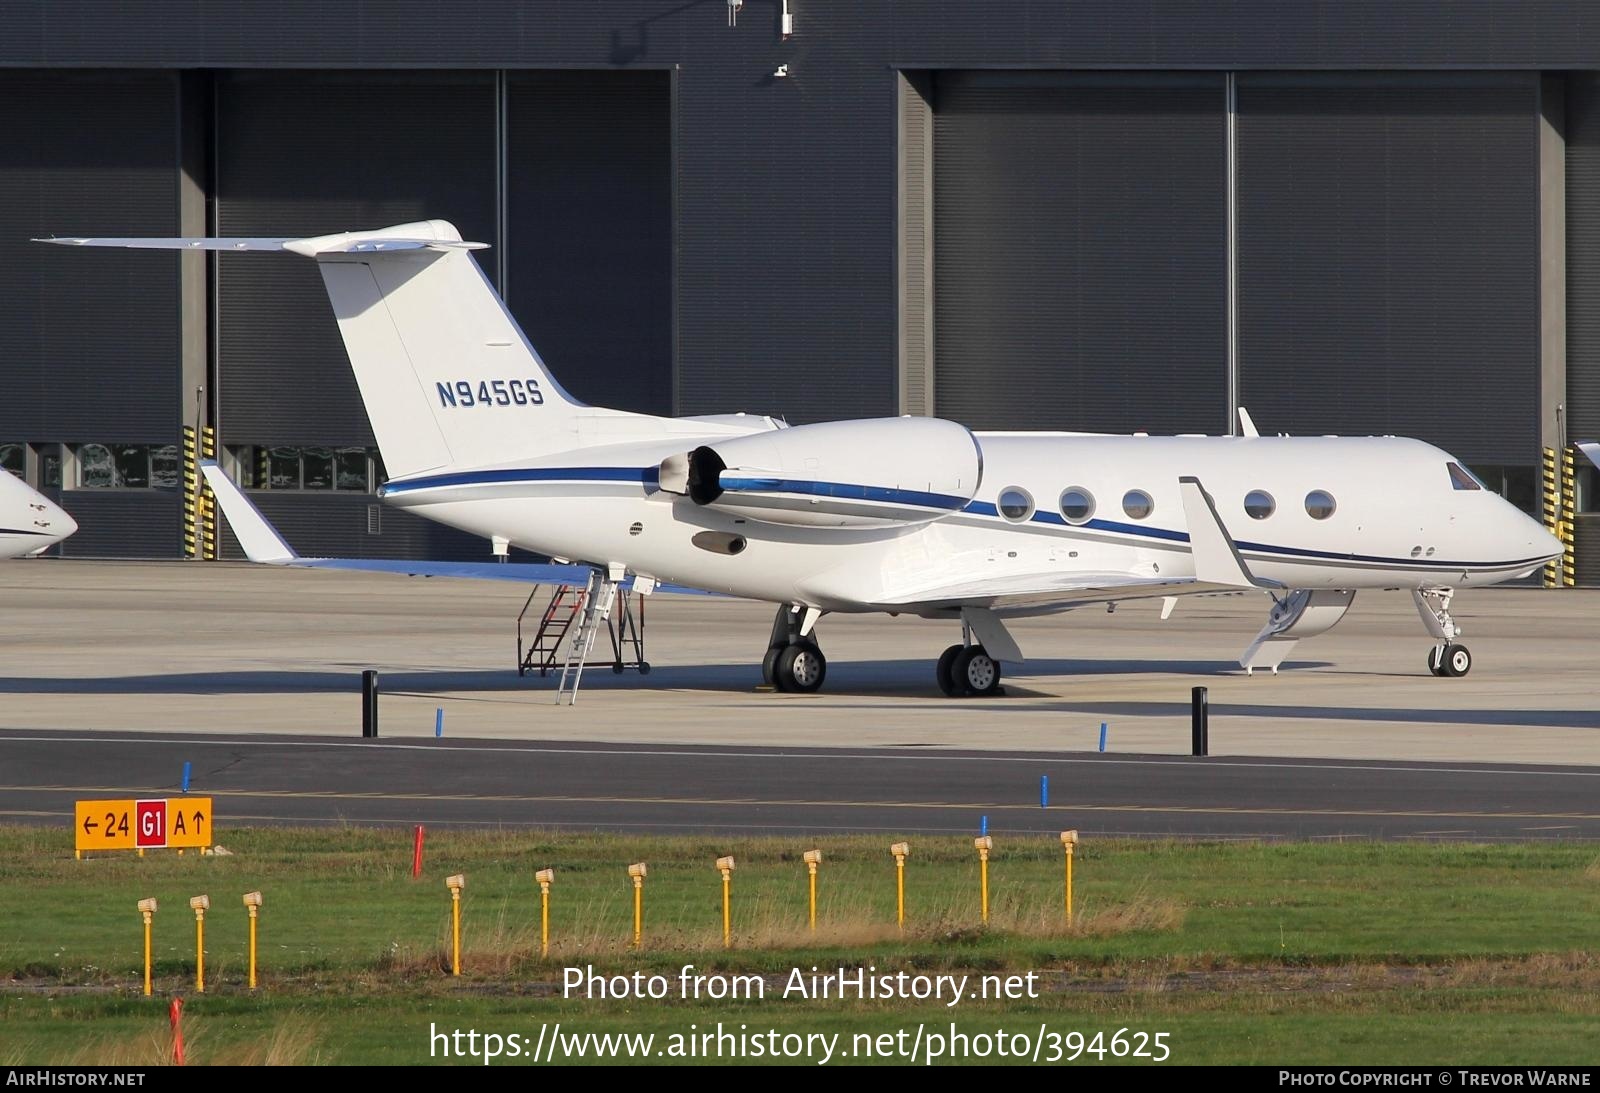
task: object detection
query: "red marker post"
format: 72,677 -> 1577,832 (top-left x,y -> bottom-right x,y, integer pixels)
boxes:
411,825 -> 426,879
169,998 -> 186,1066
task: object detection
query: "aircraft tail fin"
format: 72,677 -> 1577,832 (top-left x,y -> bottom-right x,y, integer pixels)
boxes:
42,221 -> 602,479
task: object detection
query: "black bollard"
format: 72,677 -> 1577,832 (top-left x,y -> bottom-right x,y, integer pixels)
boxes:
362,670 -> 379,738
1191,685 -> 1208,756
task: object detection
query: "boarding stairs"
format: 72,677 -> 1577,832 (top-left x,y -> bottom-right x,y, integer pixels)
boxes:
516,571 -> 648,704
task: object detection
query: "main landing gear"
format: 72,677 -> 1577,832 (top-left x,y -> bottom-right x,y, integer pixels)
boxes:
762,604 -> 827,693
936,643 -> 1003,697
1414,588 -> 1471,678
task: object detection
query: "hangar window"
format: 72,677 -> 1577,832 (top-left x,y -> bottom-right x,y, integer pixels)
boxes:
997,486 -> 1034,522
228,446 -> 384,492
41,446 -> 62,489
1243,490 -> 1276,520
1121,489 -> 1153,520
1060,487 -> 1096,525
1467,465 -> 1536,514
1304,490 -> 1337,520
73,444 -> 179,490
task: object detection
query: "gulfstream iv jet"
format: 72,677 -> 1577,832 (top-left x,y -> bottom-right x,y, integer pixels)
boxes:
46,221 -> 1567,695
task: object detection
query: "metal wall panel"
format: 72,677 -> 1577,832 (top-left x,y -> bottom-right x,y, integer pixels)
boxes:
1236,75 -> 1539,463
505,71 -> 672,415
215,70 -> 497,446
672,44 -> 897,423
1567,74 -> 1600,441
52,491 -> 181,558
898,72 -> 934,417
0,71 -> 178,442
1576,513 -> 1600,586
932,72 -> 1227,433
7,3 -> 1600,72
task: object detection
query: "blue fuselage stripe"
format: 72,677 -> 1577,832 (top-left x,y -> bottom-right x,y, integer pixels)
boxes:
381,465 -> 1542,571
382,466 -> 651,496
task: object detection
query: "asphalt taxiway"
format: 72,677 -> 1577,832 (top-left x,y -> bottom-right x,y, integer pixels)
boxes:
1,561 -> 1596,765
2,731 -> 1597,840
1,560 -> 1596,841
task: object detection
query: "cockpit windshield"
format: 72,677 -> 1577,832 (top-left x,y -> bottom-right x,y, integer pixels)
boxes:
1447,462 -> 1485,491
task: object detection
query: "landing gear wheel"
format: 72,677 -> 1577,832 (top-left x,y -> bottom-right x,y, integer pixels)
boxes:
1427,645 -> 1447,676
638,662 -> 651,676
1442,643 -> 1472,678
936,644 -> 965,697
774,642 -> 827,694
761,646 -> 782,686
952,645 -> 1002,697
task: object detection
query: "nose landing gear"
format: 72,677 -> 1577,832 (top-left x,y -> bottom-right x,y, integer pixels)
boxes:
1427,642 -> 1472,677
1414,588 -> 1470,677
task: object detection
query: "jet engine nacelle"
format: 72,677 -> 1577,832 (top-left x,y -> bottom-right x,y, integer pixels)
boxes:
658,417 -> 983,529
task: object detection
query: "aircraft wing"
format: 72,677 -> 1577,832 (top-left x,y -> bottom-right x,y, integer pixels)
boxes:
199,461 -> 711,594
870,573 -> 1242,615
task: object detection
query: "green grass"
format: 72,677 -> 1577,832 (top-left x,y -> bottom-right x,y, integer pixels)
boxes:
1,826 -> 1597,1064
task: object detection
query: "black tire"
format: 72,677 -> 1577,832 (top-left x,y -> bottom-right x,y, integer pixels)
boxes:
1443,643 -> 1472,678
611,663 -> 625,674
775,642 -> 827,694
761,646 -> 782,687
953,645 -> 1002,697
638,662 -> 651,676
1426,645 -> 1447,676
936,644 -> 965,696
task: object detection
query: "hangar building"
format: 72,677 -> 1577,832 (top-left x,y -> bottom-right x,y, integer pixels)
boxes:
1,2 -> 1595,581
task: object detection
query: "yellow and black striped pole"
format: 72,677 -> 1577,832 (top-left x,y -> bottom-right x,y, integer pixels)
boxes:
1541,447 -> 1560,588
1562,446 -> 1578,588
200,426 -> 217,560
182,426 -> 201,559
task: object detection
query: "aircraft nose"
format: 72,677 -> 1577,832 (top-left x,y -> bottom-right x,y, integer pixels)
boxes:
48,504 -> 79,543
26,492 -> 77,546
1526,511 -> 1563,562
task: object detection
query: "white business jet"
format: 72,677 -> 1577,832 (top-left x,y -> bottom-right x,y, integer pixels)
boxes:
46,221 -> 1570,695
0,469 -> 76,558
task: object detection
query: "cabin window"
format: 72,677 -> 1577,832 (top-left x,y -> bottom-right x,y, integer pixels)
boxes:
1243,489 -> 1276,520
1059,487 -> 1096,524
998,486 -> 1034,522
1446,462 -> 1484,491
1121,489 -> 1153,520
1304,490 -> 1336,520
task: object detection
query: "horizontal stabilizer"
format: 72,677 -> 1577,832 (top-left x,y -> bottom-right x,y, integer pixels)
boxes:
36,220 -> 487,257
1178,476 -> 1281,590
290,557 -> 713,594
199,461 -> 711,594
